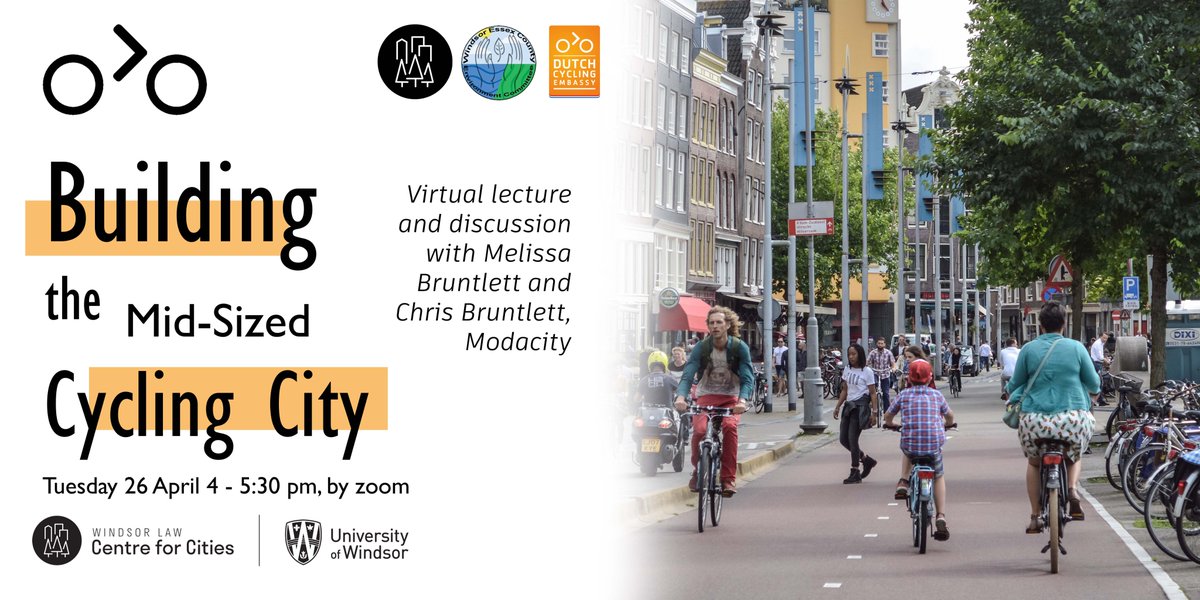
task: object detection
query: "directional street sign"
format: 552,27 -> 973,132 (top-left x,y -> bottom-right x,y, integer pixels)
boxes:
1048,255 -> 1074,285
1123,276 -> 1140,309
1042,286 -> 1056,302
789,218 -> 834,236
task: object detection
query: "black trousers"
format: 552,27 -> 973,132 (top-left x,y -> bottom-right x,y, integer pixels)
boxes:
839,401 -> 868,468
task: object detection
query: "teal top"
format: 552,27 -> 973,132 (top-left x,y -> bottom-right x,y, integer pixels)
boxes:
1005,333 -> 1100,414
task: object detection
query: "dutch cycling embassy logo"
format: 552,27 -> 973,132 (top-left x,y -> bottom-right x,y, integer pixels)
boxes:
285,519 -> 322,565
461,26 -> 536,100
33,516 -> 82,565
377,24 -> 453,100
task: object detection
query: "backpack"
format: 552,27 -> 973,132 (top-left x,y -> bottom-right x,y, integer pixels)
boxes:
697,335 -> 746,375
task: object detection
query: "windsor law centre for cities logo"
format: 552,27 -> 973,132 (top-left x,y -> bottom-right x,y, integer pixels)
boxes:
377,24 -> 452,100
33,516 -> 82,565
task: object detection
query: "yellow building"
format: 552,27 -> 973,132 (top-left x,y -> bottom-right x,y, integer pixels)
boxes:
829,0 -> 898,137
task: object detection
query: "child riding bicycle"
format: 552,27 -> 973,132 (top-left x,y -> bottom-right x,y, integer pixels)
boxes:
884,359 -> 955,541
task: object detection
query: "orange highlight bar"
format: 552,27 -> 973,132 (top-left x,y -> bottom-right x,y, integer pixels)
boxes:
87,367 -> 388,431
549,26 -> 600,97
25,200 -> 286,256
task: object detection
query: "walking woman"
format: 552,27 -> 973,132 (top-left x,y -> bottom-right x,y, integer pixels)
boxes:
833,343 -> 879,484
1005,302 -> 1099,533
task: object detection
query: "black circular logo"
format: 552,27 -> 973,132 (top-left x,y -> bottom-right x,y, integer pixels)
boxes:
377,25 -> 452,99
32,516 -> 82,565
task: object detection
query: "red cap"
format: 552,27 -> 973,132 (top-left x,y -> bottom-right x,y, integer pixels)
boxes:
908,359 -> 932,385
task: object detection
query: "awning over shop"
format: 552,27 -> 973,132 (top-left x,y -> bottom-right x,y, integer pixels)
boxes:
658,297 -> 712,333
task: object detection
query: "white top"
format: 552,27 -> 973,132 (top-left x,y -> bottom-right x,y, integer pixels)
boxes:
1000,346 -> 1021,377
841,366 -> 876,402
979,343 -> 991,357
773,346 -> 787,366
1090,338 -> 1106,362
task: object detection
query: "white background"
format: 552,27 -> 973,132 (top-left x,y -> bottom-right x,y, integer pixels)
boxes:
0,2 -> 621,597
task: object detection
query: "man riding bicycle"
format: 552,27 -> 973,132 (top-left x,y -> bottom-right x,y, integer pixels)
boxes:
948,346 -> 963,394
868,337 -> 896,413
674,307 -> 752,497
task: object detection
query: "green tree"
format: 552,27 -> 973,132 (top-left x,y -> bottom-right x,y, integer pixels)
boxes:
934,0 -> 1200,384
769,101 -> 906,305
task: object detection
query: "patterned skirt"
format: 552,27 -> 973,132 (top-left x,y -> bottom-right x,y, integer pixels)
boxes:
1017,410 -> 1095,462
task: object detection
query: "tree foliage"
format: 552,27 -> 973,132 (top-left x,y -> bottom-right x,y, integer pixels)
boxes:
769,101 -> 908,304
932,0 -> 1200,383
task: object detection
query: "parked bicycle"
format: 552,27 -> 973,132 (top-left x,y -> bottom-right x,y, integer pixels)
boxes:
684,404 -> 735,533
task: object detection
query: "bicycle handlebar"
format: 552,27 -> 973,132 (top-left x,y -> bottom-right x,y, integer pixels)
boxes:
883,423 -> 958,432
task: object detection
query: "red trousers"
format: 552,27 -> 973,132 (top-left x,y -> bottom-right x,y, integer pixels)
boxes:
690,394 -> 741,482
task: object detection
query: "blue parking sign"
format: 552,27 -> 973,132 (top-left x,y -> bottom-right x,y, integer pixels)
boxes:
1123,276 -> 1140,301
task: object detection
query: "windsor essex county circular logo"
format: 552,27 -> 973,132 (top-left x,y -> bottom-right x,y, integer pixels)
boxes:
377,24 -> 453,100
461,26 -> 536,100
33,516 -> 82,565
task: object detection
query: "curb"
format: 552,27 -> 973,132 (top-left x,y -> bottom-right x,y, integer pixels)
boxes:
622,431 -> 836,527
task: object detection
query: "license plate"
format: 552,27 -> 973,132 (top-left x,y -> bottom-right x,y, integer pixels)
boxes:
640,438 -> 662,453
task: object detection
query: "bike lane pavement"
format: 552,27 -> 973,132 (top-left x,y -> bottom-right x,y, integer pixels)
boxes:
628,374 -> 1192,599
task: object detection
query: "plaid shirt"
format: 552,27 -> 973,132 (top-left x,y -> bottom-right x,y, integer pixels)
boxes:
867,348 -> 894,376
885,384 -> 949,455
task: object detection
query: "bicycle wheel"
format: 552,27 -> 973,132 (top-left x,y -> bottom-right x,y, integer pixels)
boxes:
710,452 -> 723,527
1049,488 -> 1061,574
1177,483 -> 1200,564
696,452 -> 710,533
1105,408 -> 1120,439
1105,434 -> 1132,491
1143,465 -> 1190,561
1123,444 -> 1167,511
917,499 -> 928,554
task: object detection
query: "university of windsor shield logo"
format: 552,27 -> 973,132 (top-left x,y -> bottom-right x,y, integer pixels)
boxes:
285,519 -> 322,565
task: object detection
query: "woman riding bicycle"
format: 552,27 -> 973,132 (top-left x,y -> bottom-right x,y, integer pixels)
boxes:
1005,302 -> 1099,533
948,346 -> 962,394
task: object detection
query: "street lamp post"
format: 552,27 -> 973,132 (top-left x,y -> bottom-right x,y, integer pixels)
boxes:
799,0 -> 826,434
757,5 -> 783,413
835,68 -> 859,351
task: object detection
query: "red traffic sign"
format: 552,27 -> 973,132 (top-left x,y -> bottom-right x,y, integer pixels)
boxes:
790,218 -> 834,236
1048,255 -> 1074,284
1111,309 -> 1122,321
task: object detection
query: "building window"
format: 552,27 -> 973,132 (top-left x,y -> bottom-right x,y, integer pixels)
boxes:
755,72 -> 764,107
669,31 -> 680,70
629,74 -> 641,124
907,243 -> 927,276
742,242 -> 750,286
693,98 -> 700,141
640,146 -> 651,213
690,155 -> 699,204
628,6 -> 641,56
667,91 -> 677,136
747,70 -> 757,106
654,144 -> 664,207
642,79 -> 652,128
642,11 -> 654,60
814,28 -> 822,55
680,37 -> 690,75
746,117 -> 753,157
718,102 -> 725,151
689,219 -> 699,274
700,160 -> 710,207
658,25 -> 668,63
873,32 -> 888,57
678,95 -> 687,137
675,154 -> 685,211
882,79 -> 889,104
656,85 -> 666,130
700,102 -> 710,145
939,243 -> 951,279
665,149 -> 675,207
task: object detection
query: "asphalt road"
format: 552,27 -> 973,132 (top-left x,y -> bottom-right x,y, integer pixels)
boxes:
629,371 -> 1192,600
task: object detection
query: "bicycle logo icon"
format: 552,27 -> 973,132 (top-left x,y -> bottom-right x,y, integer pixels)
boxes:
554,32 -> 594,54
43,24 -> 206,115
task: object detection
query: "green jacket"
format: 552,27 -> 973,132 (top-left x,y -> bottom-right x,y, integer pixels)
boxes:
674,336 -> 755,400
1005,333 -> 1099,414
